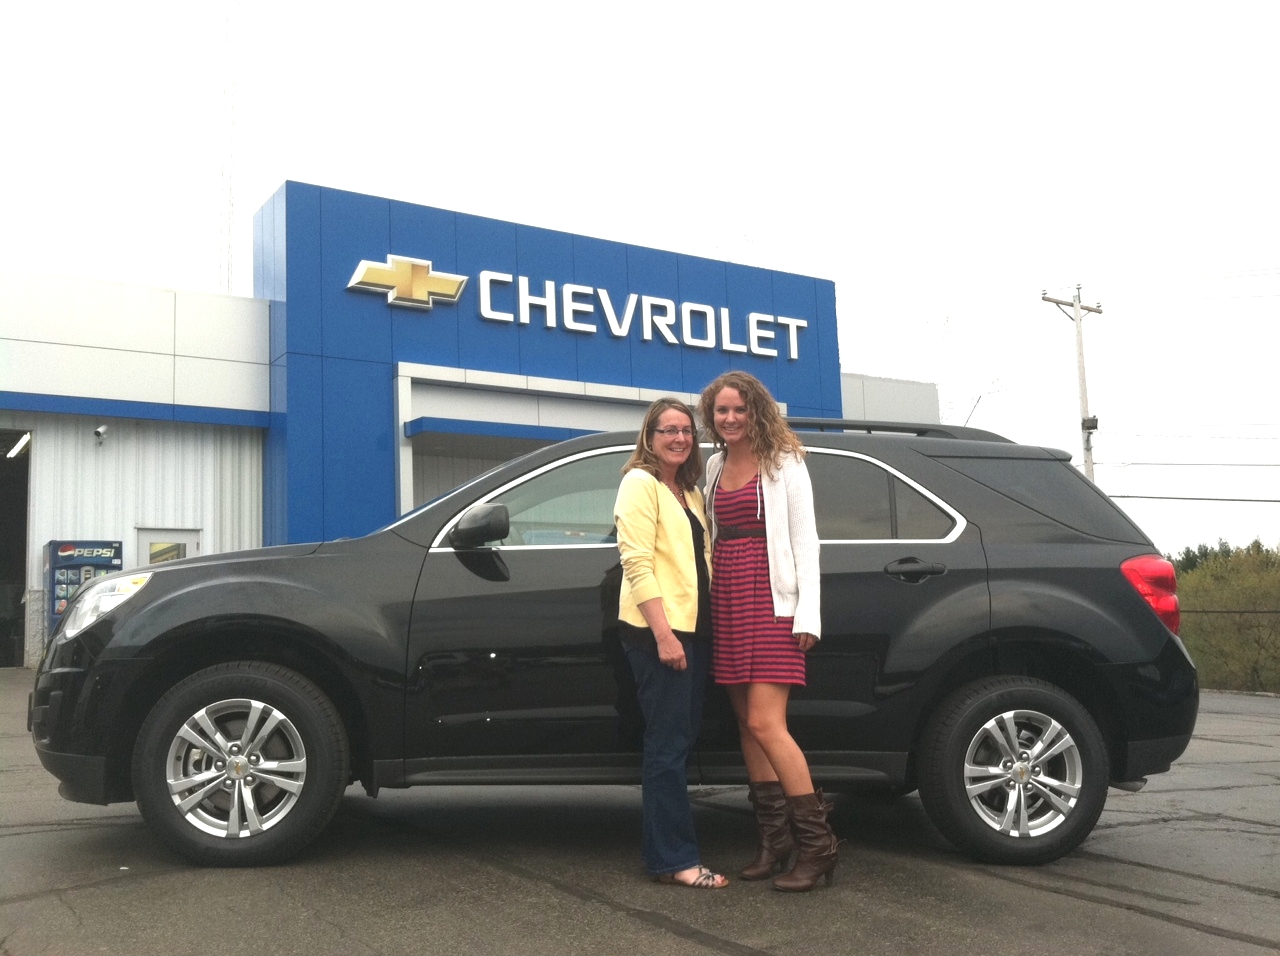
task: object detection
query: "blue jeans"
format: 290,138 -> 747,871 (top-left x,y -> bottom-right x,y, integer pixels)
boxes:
624,634 -> 711,875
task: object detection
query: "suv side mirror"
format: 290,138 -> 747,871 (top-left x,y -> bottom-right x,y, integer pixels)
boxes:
448,504 -> 510,549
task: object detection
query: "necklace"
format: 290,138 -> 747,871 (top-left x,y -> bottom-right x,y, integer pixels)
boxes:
663,479 -> 686,505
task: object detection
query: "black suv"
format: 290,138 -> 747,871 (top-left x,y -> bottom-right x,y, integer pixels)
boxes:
29,421 -> 1197,867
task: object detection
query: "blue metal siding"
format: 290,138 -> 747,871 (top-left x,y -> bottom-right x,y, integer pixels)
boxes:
816,279 -> 841,412
0,391 -> 268,428
456,214 -> 520,374
283,184 -> 323,357
282,352 -> 325,543
264,355 -> 289,545
389,200 -> 461,369
623,243 -> 681,389
515,225 -> 577,381
258,182 -> 843,545
571,235 -> 633,386
405,417 -> 588,443
771,270 -> 819,407
321,357 -> 396,537
320,189 -> 393,364
724,262 -> 779,396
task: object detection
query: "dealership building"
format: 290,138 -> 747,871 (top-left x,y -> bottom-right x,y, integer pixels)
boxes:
0,182 -> 938,667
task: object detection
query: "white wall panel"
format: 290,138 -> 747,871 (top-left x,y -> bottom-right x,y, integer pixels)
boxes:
536,395 -> 642,431
0,274 -> 175,351
2,340 -> 175,403
174,356 -> 270,411
15,412 -> 262,663
175,290 -> 270,364
411,384 -> 655,432
841,373 -> 940,424
1,272 -> 270,415
413,384 -> 540,426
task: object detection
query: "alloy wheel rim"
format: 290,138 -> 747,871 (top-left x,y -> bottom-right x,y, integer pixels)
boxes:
962,708 -> 1083,838
164,698 -> 308,838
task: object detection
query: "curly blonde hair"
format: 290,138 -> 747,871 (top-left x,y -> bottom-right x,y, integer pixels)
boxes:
622,397 -> 703,490
697,371 -> 804,475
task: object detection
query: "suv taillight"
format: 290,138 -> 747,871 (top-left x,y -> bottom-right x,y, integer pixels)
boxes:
1121,555 -> 1180,634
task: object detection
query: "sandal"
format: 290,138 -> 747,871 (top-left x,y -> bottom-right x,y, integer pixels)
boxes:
656,865 -> 729,889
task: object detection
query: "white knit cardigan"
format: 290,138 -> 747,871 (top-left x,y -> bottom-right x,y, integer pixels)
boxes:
704,450 -> 822,639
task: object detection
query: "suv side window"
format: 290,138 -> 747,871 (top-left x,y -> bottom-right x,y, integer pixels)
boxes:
894,476 -> 956,539
807,450 -> 956,541
488,449 -> 630,546
933,456 -> 1144,543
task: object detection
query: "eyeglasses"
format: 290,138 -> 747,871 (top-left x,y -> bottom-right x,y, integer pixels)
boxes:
652,427 -> 696,438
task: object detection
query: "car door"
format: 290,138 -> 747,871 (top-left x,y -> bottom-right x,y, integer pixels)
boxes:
698,447 -> 990,785
402,445 -> 645,782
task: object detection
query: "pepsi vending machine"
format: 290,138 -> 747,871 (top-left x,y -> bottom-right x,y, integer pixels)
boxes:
44,540 -> 124,639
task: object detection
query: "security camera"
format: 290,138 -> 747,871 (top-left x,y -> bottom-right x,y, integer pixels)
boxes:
94,425 -> 108,440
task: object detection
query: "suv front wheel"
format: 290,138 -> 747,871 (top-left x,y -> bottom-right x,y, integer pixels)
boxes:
917,676 -> 1109,864
132,661 -> 350,866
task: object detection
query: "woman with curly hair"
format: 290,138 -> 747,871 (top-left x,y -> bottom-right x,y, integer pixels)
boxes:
614,397 -> 728,889
697,371 -> 837,892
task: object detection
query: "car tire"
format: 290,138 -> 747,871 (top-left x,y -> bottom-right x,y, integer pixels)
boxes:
917,676 -> 1109,865
131,662 -> 349,866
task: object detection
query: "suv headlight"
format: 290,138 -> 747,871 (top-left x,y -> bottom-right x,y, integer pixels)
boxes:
58,573 -> 153,641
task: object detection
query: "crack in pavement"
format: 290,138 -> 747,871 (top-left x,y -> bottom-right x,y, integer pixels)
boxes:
1075,850 -> 1280,901
0,869 -> 177,908
1136,780 -> 1280,794
338,799 -> 773,955
469,852 -> 777,956
981,868 -> 1280,952
1096,809 -> 1280,833
0,818 -> 142,839
54,890 -> 83,929
989,867 -> 1197,905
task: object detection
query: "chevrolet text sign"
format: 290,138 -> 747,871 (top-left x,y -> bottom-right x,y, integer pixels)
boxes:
349,255 -> 808,359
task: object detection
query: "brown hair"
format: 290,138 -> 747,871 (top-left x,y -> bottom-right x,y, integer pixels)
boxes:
697,371 -> 804,475
622,397 -> 703,490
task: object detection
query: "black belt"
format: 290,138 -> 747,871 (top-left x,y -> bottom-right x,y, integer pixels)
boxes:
718,525 -> 767,540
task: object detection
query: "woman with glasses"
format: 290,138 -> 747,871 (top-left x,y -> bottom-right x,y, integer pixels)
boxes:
613,397 -> 727,889
698,371 -> 837,892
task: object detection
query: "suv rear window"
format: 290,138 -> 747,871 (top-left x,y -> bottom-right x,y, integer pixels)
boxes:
934,456 -> 1145,542
807,451 -> 955,540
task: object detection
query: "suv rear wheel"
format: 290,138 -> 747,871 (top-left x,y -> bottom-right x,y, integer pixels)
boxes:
917,676 -> 1109,864
132,662 -> 349,866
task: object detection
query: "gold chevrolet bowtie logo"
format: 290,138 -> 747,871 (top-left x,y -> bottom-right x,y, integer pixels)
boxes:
347,255 -> 468,310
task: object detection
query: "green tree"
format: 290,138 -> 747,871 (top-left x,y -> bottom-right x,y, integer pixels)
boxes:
1168,539 -> 1233,575
1177,541 -> 1280,693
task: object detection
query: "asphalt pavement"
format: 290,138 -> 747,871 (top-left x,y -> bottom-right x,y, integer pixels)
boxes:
2,667 -> 1278,956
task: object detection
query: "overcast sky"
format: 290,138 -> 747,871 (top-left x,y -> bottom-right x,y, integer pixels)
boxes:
4,2 -> 1277,556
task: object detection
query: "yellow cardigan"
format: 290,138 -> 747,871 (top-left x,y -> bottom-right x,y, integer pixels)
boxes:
614,468 -> 711,633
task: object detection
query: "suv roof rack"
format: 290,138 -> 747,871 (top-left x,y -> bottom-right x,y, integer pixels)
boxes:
786,418 -> 1012,443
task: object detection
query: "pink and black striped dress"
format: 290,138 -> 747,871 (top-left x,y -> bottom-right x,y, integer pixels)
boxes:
710,474 -> 806,686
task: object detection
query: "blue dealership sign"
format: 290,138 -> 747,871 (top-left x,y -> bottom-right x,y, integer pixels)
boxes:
254,182 -> 840,544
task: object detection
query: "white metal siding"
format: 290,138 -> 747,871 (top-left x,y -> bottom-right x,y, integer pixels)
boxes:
413,453 -> 508,507
1,410 -> 262,663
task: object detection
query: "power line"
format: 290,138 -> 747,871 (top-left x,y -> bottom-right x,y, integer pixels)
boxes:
1100,433 -> 1280,440
1097,462 -> 1280,468
1197,267 -> 1280,280
1183,609 -> 1280,615
1111,495 -> 1280,503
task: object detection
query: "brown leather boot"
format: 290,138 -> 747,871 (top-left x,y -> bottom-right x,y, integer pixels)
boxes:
772,789 -> 839,892
740,781 -> 795,880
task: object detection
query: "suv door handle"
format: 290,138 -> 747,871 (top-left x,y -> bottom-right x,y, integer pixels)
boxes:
884,557 -> 947,583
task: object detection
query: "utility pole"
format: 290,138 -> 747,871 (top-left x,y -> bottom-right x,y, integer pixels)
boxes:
1041,285 -> 1102,481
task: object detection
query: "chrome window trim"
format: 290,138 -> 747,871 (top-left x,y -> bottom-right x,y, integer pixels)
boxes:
428,442 -> 968,552
805,447 -> 968,545
429,444 -> 634,551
